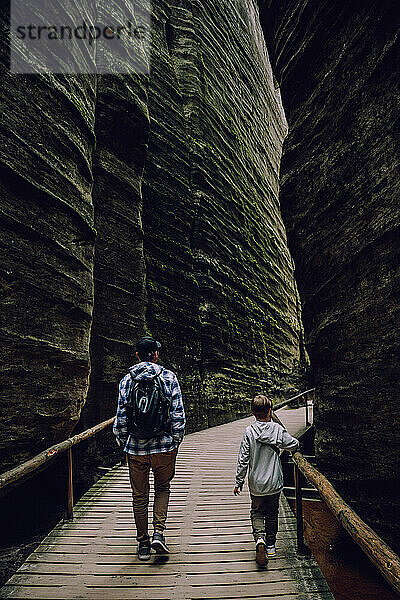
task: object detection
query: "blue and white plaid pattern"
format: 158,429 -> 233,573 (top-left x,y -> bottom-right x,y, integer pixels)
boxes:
113,362 -> 185,455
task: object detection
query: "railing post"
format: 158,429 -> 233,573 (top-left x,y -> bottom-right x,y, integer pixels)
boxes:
67,447 -> 74,520
305,394 -> 310,426
294,462 -> 310,556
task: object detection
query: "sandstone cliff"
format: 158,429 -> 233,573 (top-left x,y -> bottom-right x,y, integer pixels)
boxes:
0,0 -> 306,474
141,0 -> 305,432
0,2 -> 97,467
260,0 -> 400,549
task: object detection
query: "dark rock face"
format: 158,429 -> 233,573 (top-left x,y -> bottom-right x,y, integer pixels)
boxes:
0,0 -> 306,476
0,10 -> 97,469
74,71 -> 151,485
141,2 -> 204,431
77,74 -> 150,473
260,0 -> 400,548
142,0 -> 307,430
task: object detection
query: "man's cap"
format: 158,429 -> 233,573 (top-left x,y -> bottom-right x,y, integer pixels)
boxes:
136,336 -> 161,356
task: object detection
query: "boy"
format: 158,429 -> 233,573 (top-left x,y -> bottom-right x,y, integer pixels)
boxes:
234,394 -> 299,566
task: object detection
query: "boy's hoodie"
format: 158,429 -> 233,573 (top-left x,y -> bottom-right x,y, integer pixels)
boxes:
235,420 -> 299,496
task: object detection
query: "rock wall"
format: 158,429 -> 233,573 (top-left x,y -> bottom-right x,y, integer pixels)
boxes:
0,0 -> 306,474
260,0 -> 400,549
142,0 -> 306,432
75,72 -> 151,482
0,7 -> 97,470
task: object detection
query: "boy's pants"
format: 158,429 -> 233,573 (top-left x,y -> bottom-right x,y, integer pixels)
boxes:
127,449 -> 178,542
250,491 -> 280,545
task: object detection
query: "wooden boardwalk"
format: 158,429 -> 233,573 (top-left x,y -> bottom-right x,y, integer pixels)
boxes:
0,407 -> 333,599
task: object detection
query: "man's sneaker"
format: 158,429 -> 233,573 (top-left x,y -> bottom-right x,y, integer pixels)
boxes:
266,544 -> 276,558
137,540 -> 151,561
255,538 -> 268,566
151,532 -> 170,553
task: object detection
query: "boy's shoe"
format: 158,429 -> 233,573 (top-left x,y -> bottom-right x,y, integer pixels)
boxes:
151,532 -> 170,553
137,540 -> 151,561
266,544 -> 276,558
255,538 -> 268,566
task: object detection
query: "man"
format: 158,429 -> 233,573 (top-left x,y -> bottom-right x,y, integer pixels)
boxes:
113,336 -> 185,560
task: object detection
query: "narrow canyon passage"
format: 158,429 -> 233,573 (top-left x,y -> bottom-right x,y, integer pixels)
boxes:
0,0 -> 399,577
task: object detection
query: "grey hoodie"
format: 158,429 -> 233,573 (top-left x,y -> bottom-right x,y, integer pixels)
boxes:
235,420 -> 299,496
129,361 -> 163,381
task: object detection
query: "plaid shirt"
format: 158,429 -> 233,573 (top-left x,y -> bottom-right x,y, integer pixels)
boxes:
113,361 -> 185,455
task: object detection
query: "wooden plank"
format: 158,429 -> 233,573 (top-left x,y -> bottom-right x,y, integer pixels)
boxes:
0,586 -> 176,599
187,568 -> 326,586
32,539 -> 296,554
19,557 -> 311,574
188,594 -> 333,600
25,550 -> 294,564
0,590 -> 333,600
6,566 -> 328,587
4,574 -> 180,587
188,581 -> 330,599
186,580 -> 331,599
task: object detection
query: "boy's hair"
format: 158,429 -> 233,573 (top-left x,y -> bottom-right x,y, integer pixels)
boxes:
251,394 -> 272,419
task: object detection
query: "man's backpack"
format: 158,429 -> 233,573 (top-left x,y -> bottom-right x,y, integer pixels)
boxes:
127,370 -> 171,439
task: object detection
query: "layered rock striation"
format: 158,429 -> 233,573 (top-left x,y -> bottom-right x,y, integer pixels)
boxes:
142,0 -> 306,431
260,0 -> 400,548
0,7 -> 97,469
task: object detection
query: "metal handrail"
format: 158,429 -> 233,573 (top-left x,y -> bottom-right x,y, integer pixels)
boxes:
272,394 -> 400,596
0,416 -> 114,518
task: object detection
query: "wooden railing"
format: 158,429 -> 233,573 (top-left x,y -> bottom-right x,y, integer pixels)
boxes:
272,391 -> 400,597
0,417 -> 114,519
291,451 -> 400,595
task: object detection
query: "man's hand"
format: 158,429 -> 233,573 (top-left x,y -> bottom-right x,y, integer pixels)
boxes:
234,486 -> 241,495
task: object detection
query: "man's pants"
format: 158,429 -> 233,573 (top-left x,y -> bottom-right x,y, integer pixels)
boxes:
250,491 -> 280,545
127,449 -> 178,542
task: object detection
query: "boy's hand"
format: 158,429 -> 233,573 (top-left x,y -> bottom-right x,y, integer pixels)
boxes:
233,486 -> 241,495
